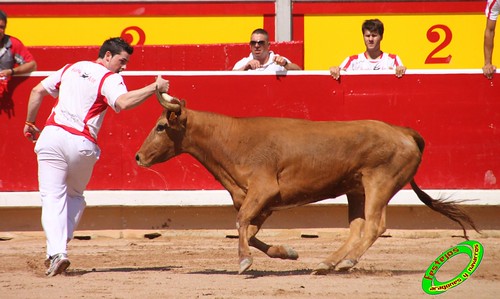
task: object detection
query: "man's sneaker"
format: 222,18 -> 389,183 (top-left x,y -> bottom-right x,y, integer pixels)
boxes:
45,253 -> 70,277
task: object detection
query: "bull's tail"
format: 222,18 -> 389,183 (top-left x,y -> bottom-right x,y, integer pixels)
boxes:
410,180 -> 479,239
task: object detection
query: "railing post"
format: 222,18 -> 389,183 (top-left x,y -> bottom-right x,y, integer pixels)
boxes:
275,0 -> 292,41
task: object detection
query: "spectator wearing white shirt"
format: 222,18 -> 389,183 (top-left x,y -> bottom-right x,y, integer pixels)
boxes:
329,19 -> 406,80
233,28 -> 301,72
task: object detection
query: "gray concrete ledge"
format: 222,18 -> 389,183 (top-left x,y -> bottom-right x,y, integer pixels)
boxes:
1,204 -> 498,232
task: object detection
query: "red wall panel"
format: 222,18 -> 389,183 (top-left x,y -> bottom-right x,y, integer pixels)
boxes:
3,1 -> 483,17
28,43 -> 305,71
1,71 -> 498,192
2,2 -> 276,17
293,0 -> 484,14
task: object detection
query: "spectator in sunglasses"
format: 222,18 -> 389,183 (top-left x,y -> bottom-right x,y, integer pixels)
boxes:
233,28 -> 301,71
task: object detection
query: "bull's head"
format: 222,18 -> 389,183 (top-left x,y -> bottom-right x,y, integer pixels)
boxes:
135,90 -> 187,167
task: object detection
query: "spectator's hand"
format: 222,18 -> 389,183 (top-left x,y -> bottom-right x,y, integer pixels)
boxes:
155,75 -> 170,93
273,55 -> 288,67
483,64 -> 496,79
329,66 -> 341,80
245,59 -> 261,70
395,66 -> 407,78
0,69 -> 11,79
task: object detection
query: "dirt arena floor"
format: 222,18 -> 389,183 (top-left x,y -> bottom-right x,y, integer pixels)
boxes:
0,228 -> 498,299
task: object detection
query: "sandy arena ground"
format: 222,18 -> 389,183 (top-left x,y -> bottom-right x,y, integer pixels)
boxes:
0,228 -> 498,299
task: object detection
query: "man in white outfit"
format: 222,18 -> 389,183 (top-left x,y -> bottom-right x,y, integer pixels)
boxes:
23,37 -> 170,277
232,28 -> 301,72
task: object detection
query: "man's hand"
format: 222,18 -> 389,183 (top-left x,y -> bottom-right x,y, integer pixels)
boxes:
483,64 -> 496,79
155,75 -> 169,93
24,121 -> 41,143
0,68 -> 13,78
244,59 -> 262,70
329,66 -> 341,80
395,66 -> 407,78
273,55 -> 288,67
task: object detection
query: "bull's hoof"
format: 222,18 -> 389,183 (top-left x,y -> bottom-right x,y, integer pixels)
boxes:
282,245 -> 299,260
238,257 -> 253,274
335,259 -> 357,272
311,262 -> 334,275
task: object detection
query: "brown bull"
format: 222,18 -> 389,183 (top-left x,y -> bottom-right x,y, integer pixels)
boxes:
135,91 -> 478,275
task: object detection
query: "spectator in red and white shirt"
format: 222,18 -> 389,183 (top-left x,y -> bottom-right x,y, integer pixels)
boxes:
0,10 -> 37,79
484,0 -> 499,79
329,19 -> 406,80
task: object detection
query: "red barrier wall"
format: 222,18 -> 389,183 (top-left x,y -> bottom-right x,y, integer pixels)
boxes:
1,71 -> 499,192
28,43 -> 305,71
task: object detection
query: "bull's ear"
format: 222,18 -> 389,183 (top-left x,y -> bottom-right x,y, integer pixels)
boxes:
166,111 -> 181,130
166,102 -> 186,130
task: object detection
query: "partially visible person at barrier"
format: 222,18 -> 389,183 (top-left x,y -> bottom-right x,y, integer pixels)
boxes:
329,19 -> 406,80
483,0 -> 499,79
232,28 -> 301,72
0,10 -> 37,96
23,37 -> 170,277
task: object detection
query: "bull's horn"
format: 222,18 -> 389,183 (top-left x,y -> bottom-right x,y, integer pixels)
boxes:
155,87 -> 181,112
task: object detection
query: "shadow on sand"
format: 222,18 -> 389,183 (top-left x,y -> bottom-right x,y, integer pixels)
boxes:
189,267 -> 425,279
66,265 -> 182,276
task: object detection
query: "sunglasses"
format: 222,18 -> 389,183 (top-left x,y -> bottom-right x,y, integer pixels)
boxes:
249,40 -> 267,46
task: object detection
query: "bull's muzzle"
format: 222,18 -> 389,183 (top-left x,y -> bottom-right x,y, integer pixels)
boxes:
135,153 -> 149,167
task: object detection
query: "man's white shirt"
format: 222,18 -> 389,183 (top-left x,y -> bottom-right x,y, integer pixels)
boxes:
340,52 -> 404,71
233,51 -> 290,71
42,61 -> 128,143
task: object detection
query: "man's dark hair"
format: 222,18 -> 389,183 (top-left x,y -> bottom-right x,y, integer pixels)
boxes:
362,19 -> 384,38
251,28 -> 269,41
98,37 -> 134,58
0,10 -> 7,24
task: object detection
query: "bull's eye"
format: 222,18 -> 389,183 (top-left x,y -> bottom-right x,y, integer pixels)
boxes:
156,124 -> 166,132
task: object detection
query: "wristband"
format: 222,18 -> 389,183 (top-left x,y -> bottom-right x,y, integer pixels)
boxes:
10,68 -> 14,76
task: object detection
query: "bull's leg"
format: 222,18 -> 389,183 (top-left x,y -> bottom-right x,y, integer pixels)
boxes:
247,213 -> 299,260
235,177 -> 280,274
335,153 -> 420,272
336,187 -> 394,271
378,205 -> 387,237
312,192 -> 365,275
